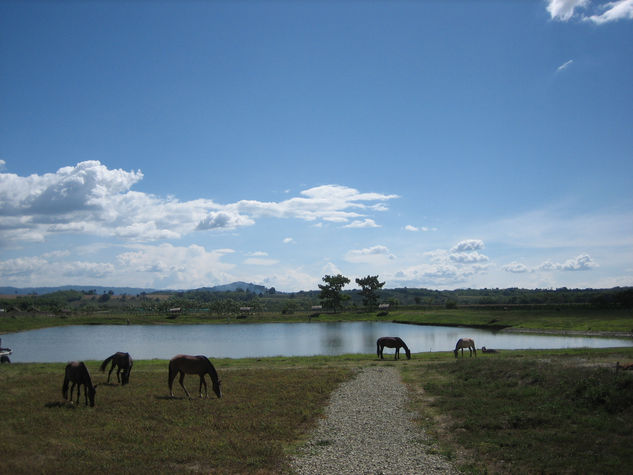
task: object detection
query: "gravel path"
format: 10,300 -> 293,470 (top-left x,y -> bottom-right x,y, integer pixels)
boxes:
289,366 -> 458,475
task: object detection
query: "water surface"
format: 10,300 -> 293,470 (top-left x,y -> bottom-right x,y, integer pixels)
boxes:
3,322 -> 631,363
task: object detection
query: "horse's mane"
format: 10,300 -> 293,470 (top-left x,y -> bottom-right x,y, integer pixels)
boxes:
199,355 -> 219,380
395,337 -> 409,350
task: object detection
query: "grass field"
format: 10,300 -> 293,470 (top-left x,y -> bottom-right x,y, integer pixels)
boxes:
0,358 -> 351,474
2,348 -> 633,473
1,306 -> 632,334
403,347 -> 633,473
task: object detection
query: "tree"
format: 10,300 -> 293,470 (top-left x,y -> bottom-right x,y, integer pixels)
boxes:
318,274 -> 350,313
355,275 -> 385,311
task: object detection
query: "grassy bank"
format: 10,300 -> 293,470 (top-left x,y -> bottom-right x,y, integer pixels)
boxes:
2,305 -> 632,335
3,349 -> 633,473
403,347 -> 633,473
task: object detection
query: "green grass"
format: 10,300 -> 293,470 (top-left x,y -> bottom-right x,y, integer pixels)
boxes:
0,359 -> 351,474
402,347 -> 633,474
2,306 -> 632,334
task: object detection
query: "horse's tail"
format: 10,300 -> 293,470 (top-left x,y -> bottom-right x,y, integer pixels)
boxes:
377,339 -> 381,356
100,354 -> 115,372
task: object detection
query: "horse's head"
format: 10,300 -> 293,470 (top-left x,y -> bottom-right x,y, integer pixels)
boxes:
405,348 -> 411,360
212,379 -> 222,399
453,348 -> 458,358
121,370 -> 130,385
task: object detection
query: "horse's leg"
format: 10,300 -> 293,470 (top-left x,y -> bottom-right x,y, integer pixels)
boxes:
379,344 -> 384,359
168,369 -> 176,397
116,366 -> 122,383
394,347 -> 399,360
178,372 -> 191,398
199,375 -> 208,398
107,363 -> 114,383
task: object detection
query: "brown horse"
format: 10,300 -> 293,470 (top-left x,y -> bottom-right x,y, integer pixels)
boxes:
168,354 -> 222,399
100,352 -> 133,385
62,361 -> 97,406
377,337 -> 411,360
616,361 -> 633,373
454,338 -> 476,358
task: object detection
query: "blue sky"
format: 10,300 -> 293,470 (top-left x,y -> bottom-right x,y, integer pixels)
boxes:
1,0 -> 632,292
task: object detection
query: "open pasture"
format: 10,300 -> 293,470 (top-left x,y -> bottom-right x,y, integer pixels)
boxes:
404,347 -> 633,473
0,359 -> 350,474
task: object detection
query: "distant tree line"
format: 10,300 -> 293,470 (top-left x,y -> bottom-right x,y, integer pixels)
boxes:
1,283 -> 631,314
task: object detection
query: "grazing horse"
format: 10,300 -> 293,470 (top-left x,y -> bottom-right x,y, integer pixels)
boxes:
377,337 -> 411,360
62,361 -> 97,407
100,352 -> 133,385
168,354 -> 222,399
616,361 -> 633,373
454,338 -> 476,358
481,346 -> 498,354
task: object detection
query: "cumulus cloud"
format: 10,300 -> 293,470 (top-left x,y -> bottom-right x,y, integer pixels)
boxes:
344,219 -> 379,229
450,239 -> 485,253
547,0 -> 590,20
0,161 -> 398,244
546,0 -> 633,23
585,0 -> 633,23
504,254 -> 597,274
345,245 -> 395,264
449,251 -> 489,264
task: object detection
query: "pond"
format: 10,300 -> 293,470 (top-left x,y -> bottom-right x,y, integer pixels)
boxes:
3,322 -> 632,363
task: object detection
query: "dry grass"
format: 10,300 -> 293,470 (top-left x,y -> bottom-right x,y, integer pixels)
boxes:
0,360 -> 350,474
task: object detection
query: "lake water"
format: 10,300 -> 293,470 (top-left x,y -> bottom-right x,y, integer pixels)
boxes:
2,322 -> 632,363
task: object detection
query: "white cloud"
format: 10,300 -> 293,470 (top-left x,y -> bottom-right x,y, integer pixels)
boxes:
345,245 -> 395,264
504,262 -> 530,273
546,0 -> 633,23
404,225 -> 419,232
283,237 -> 295,244
450,239 -> 485,253
0,159 -> 5,170
344,219 -> 379,229
585,0 -> 633,23
547,0 -> 589,21
556,59 -> 574,72
504,254 -> 598,274
449,251 -> 489,264
0,162 -> 398,244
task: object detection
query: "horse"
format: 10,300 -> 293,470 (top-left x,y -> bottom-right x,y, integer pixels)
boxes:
62,361 -> 97,407
377,337 -> 411,360
616,361 -> 633,373
481,346 -> 498,354
100,352 -> 133,385
168,354 -> 222,399
454,338 -> 476,358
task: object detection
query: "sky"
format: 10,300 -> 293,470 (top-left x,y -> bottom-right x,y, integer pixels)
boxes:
1,0 -> 632,292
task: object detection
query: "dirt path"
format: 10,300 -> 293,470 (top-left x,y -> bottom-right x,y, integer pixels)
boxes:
289,366 -> 458,474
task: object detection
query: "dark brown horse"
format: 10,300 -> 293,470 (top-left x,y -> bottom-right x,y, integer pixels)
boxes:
168,354 -> 222,399
377,337 -> 411,360
62,361 -> 97,406
454,338 -> 476,358
481,346 -> 498,354
100,352 -> 133,385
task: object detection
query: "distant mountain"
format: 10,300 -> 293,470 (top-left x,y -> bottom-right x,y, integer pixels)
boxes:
0,285 -> 158,296
0,282 -> 269,296
194,282 -> 269,294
